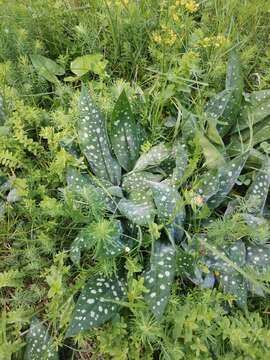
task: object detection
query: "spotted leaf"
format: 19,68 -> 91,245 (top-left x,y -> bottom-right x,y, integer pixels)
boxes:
192,170 -> 220,203
205,241 -> 247,307
170,140 -> 188,186
233,89 -> 270,133
66,274 -> 126,337
219,271 -> 247,308
178,249 -> 194,275
66,167 -> 117,212
70,220 -> 130,264
122,171 -> 163,194
78,85 -> 121,185
207,152 -> 249,208
110,90 -> 140,171
133,143 -> 171,172
149,181 -> 183,223
244,159 -> 270,214
205,50 -> 243,136
144,241 -> 176,318
246,244 -> 270,272
118,194 -> 155,226
24,318 -> 58,360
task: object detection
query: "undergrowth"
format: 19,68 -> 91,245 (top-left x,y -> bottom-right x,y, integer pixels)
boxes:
1,0 -> 270,359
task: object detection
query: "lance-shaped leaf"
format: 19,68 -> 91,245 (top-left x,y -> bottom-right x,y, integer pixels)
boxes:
181,107 -> 197,142
66,274 -> 126,337
70,220 -> 130,264
24,318 -> 58,360
118,193 -> 155,226
178,249 -> 195,275
205,241 -> 247,308
122,171 -> 163,194
232,89 -> 270,133
149,181 -> 182,223
144,241 -> 176,318
110,90 -> 140,171
66,167 -> 117,212
78,85 -> 121,185
198,132 -> 225,170
207,152 -> 249,208
246,244 -> 270,273
133,143 -> 171,172
30,54 -> 65,84
244,159 -> 270,214
170,140 -> 188,186
59,138 -> 81,159
205,50 -> 243,136
192,170 -> 220,203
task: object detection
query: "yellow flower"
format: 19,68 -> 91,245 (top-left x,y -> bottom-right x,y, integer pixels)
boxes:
179,0 -> 199,13
172,13 -> 179,21
201,35 -> 229,48
152,32 -> 162,44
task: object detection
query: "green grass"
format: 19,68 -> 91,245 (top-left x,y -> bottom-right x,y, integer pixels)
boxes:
1,0 -> 270,359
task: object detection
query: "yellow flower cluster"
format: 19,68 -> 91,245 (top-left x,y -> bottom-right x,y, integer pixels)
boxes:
152,25 -> 177,46
176,0 -> 199,13
201,35 -> 229,48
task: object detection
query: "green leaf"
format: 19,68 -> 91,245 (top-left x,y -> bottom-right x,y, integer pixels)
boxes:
66,167 -> 117,212
133,143 -> 171,172
246,244 -> 270,273
144,241 -> 176,318
219,271 -> 247,308
149,181 -> 184,224
192,170 -> 219,203
170,140 -> 188,186
24,318 -> 58,360
149,181 -> 186,243
70,220 -> 128,264
110,90 -> 140,171
207,152 -> 249,208
30,54 -> 64,83
70,54 -> 107,77
118,194 -> 155,226
66,274 -> 126,337
178,249 -> 195,275
205,50 -> 243,137
205,241 -> 247,308
198,132 -> 225,170
225,50 -> 243,95
233,89 -> 270,133
78,85 -> 121,185
122,171 -> 163,194
244,159 -> 270,214
181,107 -> 197,142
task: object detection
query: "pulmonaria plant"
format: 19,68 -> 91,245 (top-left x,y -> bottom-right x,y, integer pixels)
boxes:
63,85 -> 186,337
24,50 -> 270,355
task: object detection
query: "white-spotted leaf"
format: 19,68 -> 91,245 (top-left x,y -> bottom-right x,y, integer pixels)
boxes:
66,274 -> 126,337
244,159 -> 270,214
233,89 -> 270,133
66,167 -> 117,212
207,152 -> 249,208
144,241 -> 176,318
118,194 -> 155,226
24,318 -> 58,360
133,143 -> 171,172
78,85 -> 121,185
122,171 -> 163,194
170,140 -> 188,186
110,90 -> 140,171
246,244 -> 270,272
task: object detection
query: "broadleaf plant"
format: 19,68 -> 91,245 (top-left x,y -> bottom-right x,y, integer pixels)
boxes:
61,78 -> 270,338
